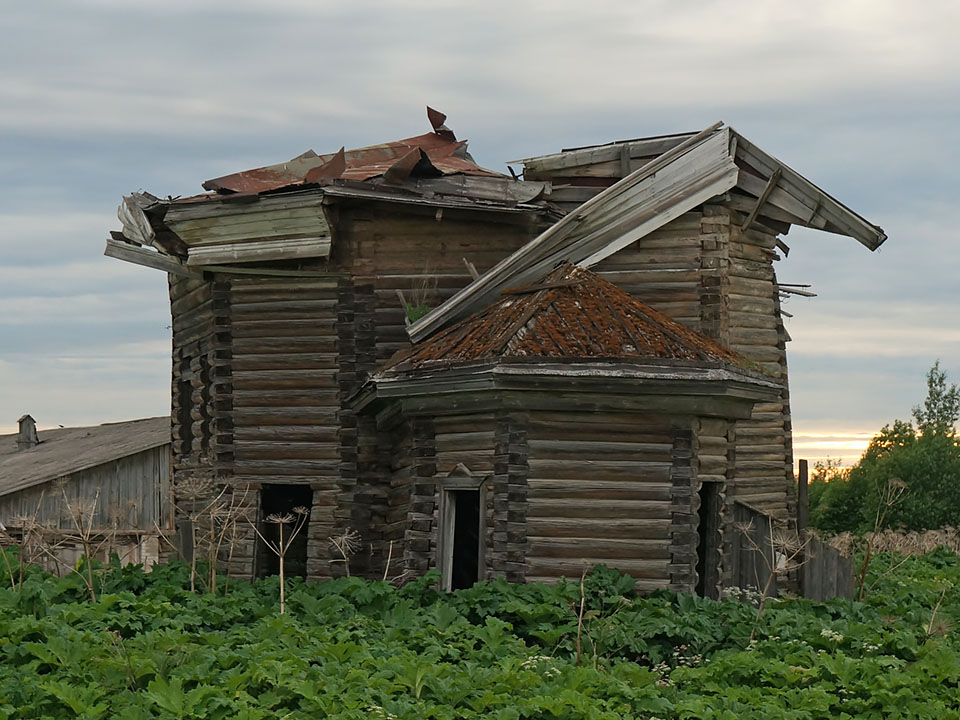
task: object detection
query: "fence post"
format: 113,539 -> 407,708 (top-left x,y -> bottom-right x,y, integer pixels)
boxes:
797,459 -> 809,597
797,459 -> 809,540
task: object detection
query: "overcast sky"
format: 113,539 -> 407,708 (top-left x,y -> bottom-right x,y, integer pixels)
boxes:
2,0 -> 958,467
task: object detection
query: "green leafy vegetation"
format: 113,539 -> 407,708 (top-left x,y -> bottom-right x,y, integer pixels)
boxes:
810,362 -> 960,534
1,551 -> 958,718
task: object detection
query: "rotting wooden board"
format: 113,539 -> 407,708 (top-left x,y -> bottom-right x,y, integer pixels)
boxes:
187,237 -> 331,265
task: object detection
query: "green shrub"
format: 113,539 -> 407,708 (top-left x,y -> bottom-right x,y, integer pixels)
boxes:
0,552 -> 957,718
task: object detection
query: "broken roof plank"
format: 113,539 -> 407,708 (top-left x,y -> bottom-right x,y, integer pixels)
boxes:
732,133 -> 886,249
104,238 -> 201,277
514,132 -> 697,172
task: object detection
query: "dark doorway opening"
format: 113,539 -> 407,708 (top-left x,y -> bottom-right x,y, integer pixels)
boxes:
450,490 -> 481,590
695,481 -> 722,599
256,484 -> 312,579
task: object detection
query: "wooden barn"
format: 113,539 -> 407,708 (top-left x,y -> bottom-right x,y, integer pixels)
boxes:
0,415 -> 171,570
104,110 -> 884,594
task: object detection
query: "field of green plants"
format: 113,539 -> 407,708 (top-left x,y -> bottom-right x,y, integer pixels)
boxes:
1,550 -> 958,719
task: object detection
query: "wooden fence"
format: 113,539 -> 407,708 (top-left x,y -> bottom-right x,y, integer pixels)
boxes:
731,500 -> 854,601
802,536 -> 855,602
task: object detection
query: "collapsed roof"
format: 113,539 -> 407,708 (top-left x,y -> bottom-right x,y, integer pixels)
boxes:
384,263 -> 741,373
355,265 -> 779,417
105,107 -> 556,274
104,114 -> 886,339
407,122 -> 887,342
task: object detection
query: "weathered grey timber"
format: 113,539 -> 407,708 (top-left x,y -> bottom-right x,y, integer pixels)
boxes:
352,266 -> 781,594
104,110 -> 880,599
0,416 -> 172,568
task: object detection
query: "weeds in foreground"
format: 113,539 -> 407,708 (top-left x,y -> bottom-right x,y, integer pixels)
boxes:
856,477 -> 907,600
251,507 -> 309,614
330,528 -> 362,578
734,517 -> 809,642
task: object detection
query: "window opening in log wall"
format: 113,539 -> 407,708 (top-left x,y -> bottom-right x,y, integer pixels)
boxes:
256,484 -> 312,579
695,480 -> 722,599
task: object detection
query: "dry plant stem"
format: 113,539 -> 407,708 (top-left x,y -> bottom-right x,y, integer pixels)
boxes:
738,515 -> 810,644
20,491 -> 45,589
329,529 -> 361,577
251,510 -> 308,614
110,630 -> 139,690
60,484 -> 101,601
857,478 -> 906,601
926,588 -> 948,639
575,569 -> 586,667
0,547 -> 15,591
210,484 -> 251,594
866,553 -> 914,594
382,541 -> 394,582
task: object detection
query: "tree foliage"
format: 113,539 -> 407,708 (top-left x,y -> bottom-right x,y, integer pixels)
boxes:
809,362 -> 960,534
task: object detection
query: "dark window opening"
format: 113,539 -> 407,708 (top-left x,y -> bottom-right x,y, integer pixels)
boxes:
450,490 -> 481,590
256,484 -> 312,579
695,481 -> 722,599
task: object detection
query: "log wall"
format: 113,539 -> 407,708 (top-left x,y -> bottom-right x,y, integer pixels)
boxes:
333,204 -> 546,578
228,275 -> 340,579
692,417 -> 736,596
523,410 -> 683,592
170,271 -> 342,579
334,203 -> 550,366
524,153 -> 796,522
592,203 -> 794,522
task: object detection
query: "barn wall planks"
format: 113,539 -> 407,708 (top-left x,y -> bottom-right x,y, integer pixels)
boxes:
0,446 -> 171,532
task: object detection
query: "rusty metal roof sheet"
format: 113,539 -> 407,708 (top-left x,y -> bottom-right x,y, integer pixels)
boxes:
202,107 -> 502,195
384,264 -> 740,374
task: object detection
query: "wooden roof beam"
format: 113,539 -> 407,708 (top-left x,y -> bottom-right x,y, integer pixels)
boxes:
104,238 -> 200,277
740,169 -> 783,231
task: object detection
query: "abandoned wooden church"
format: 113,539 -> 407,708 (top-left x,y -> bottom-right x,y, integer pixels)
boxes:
106,109 -> 884,596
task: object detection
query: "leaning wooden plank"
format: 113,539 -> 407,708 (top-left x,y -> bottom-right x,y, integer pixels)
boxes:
104,238 -> 201,277
740,168 -> 783,231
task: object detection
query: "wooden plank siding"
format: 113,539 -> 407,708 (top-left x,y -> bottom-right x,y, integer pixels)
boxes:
0,446 -> 171,532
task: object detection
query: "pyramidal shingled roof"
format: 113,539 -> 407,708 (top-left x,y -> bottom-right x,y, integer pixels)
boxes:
384,264 -> 741,373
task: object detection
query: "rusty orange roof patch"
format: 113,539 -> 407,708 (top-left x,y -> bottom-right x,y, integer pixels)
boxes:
201,107 -> 502,195
384,264 -> 741,373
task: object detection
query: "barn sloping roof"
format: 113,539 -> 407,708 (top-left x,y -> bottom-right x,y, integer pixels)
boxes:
384,264 -> 740,374
407,122 -> 887,342
0,417 -> 169,498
